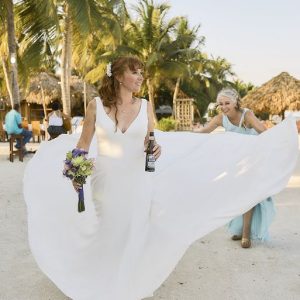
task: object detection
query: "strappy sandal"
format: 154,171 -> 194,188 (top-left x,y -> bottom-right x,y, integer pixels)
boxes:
241,238 -> 251,248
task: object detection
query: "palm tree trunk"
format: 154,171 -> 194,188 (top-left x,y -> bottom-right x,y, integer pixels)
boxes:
6,0 -> 20,105
61,3 -> 72,116
1,55 -> 13,107
172,77 -> 180,117
146,78 -> 158,125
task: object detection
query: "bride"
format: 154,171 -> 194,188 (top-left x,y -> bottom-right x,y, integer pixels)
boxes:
24,56 -> 298,300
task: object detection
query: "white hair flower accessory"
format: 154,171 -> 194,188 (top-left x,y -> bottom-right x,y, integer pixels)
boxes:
106,62 -> 112,77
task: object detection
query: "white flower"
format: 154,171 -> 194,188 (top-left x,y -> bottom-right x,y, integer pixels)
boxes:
106,62 -> 112,77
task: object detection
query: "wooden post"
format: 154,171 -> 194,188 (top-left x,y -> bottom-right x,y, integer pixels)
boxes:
40,83 -> 49,140
40,84 -> 47,119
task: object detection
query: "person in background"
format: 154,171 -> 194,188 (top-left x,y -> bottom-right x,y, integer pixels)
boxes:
47,101 -> 67,139
71,109 -> 84,133
196,88 -> 275,248
5,104 -> 32,153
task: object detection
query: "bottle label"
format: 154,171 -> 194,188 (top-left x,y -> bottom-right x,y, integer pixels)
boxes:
146,154 -> 155,171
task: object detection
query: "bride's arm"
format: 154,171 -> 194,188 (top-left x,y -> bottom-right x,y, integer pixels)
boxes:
145,101 -> 161,160
76,99 -> 96,151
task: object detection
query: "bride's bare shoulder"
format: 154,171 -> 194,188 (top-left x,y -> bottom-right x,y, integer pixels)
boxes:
88,98 -> 97,110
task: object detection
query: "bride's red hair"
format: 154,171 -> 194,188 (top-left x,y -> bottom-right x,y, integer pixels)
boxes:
99,56 -> 144,108
98,56 -> 144,131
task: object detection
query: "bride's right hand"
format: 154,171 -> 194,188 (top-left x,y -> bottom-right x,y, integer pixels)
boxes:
72,181 -> 81,192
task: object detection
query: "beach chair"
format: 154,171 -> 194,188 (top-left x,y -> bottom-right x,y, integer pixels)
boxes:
31,121 -> 45,142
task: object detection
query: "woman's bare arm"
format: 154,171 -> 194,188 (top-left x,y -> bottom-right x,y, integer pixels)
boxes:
195,114 -> 223,133
244,110 -> 266,134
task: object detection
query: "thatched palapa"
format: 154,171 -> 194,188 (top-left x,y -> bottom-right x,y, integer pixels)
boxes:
25,72 -> 61,105
242,72 -> 300,117
24,72 -> 99,107
70,77 -> 99,108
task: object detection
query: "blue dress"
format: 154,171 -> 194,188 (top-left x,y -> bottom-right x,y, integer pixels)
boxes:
223,109 -> 275,240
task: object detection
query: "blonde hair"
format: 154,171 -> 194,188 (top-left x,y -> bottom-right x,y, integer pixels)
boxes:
217,88 -> 241,109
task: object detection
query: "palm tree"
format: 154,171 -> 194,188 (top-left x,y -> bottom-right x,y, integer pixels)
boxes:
231,79 -> 255,98
0,6 -> 14,107
74,0 -> 128,83
124,0 -> 189,123
1,0 -> 20,106
202,56 -> 235,103
17,0 -> 109,116
168,17 -> 205,113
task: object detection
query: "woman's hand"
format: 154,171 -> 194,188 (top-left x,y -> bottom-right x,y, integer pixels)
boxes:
72,181 -> 81,192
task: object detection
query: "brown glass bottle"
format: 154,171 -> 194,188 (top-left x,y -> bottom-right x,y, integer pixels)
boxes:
145,132 -> 155,172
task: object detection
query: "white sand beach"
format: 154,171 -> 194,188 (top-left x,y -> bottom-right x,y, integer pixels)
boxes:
0,139 -> 299,300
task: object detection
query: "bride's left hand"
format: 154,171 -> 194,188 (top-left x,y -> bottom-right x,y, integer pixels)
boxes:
153,143 -> 161,160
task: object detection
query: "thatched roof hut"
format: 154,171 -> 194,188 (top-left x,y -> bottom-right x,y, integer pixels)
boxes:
24,72 -> 99,107
25,72 -> 61,105
242,72 -> 300,117
70,77 -> 99,108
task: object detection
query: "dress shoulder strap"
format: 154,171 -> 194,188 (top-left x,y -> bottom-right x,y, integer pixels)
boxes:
94,96 -> 104,123
141,98 -> 148,111
238,108 -> 249,128
140,98 -> 149,120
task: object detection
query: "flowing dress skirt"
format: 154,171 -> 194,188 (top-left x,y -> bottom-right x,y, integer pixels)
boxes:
23,117 -> 298,300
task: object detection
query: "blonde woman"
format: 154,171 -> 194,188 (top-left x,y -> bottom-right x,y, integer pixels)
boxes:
198,88 -> 275,248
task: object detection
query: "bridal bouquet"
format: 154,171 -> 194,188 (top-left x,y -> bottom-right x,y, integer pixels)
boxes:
63,148 -> 94,212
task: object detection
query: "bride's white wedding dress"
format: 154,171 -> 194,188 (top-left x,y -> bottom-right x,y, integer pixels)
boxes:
24,98 -> 298,300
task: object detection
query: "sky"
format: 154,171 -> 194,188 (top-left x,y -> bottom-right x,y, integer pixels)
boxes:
126,0 -> 300,86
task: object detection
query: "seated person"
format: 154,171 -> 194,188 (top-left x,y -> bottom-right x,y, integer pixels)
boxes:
47,101 -> 67,139
71,109 -> 84,132
5,104 -> 32,152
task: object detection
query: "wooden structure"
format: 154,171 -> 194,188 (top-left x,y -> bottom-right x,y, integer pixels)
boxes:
174,98 -> 194,131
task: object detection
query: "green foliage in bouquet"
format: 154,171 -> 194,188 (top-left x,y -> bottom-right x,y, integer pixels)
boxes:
64,151 -> 94,186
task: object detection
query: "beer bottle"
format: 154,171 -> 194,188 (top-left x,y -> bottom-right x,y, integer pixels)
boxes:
145,132 -> 155,172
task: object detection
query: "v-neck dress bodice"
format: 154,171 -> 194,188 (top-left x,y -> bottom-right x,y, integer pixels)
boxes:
94,97 -> 147,160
